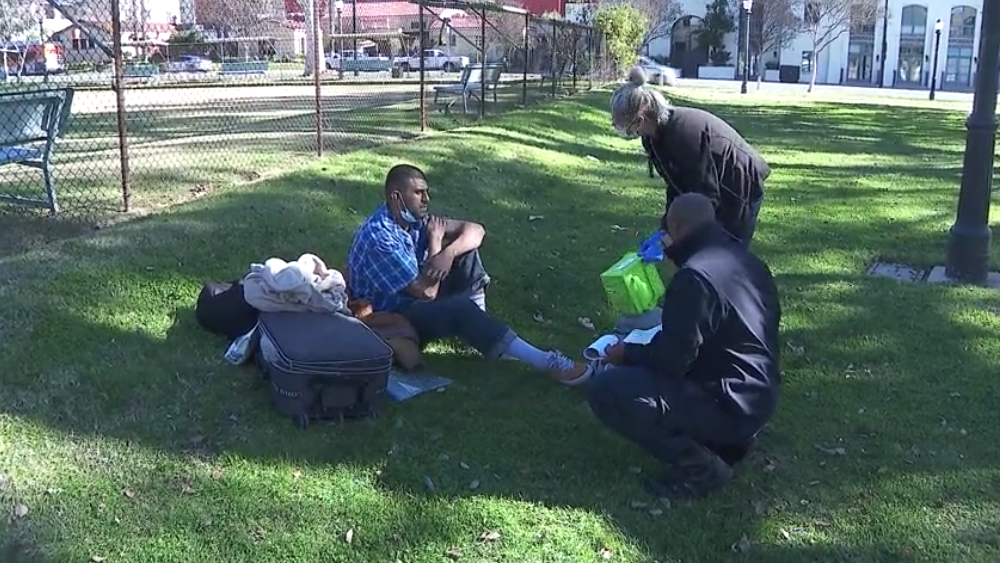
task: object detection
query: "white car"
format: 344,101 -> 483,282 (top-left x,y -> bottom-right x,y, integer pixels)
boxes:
164,55 -> 213,73
638,56 -> 677,86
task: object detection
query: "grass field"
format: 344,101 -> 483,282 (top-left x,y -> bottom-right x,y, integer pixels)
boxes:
1,89 -> 1000,562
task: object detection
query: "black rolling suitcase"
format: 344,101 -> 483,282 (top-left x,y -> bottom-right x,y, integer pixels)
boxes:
256,311 -> 393,428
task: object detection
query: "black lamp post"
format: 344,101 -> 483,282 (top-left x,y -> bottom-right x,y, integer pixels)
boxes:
741,0 -> 753,94
945,0 -> 1000,283
929,19 -> 943,100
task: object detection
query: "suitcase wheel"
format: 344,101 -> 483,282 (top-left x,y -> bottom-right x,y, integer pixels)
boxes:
295,415 -> 309,429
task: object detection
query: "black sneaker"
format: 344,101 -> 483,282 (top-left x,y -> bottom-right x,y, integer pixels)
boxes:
642,455 -> 735,500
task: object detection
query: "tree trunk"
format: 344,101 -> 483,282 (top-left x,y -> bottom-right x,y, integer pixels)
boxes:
808,56 -> 818,93
756,56 -> 764,90
303,0 -> 318,76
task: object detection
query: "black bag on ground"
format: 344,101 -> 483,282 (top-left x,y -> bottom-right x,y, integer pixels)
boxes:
256,311 -> 393,427
195,280 -> 259,341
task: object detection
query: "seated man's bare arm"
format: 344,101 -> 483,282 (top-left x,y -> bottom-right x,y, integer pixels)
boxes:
402,272 -> 442,302
432,219 -> 485,259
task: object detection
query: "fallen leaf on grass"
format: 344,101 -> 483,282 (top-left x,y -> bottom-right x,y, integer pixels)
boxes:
445,547 -> 462,559
189,435 -> 206,446
210,468 -> 225,480
0,473 -> 9,491
345,528 -> 354,545
731,534 -> 751,553
814,444 -> 847,456
786,341 -> 805,357
422,476 -> 437,491
751,501 -> 766,516
292,470 -> 302,479
468,480 -> 481,490
779,528 -> 791,540
611,225 -> 628,233
577,317 -> 596,331
648,508 -> 663,517
528,215 -> 545,222
532,311 -> 546,323
627,466 -> 642,474
478,530 -> 501,542
814,518 -> 832,528
122,489 -> 136,499
629,500 -> 648,509
459,462 -> 470,470
179,483 -> 195,495
599,547 -> 614,559
12,503 -> 28,519
91,556 -> 106,563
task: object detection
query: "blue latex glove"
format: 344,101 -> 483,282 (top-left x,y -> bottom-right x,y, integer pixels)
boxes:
639,230 -> 666,263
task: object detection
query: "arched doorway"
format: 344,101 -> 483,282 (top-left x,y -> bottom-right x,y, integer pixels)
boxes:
945,5 -> 977,89
897,4 -> 928,87
669,16 -> 707,78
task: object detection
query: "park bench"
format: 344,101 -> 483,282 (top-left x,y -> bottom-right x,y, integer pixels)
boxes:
220,61 -> 269,76
433,64 -> 503,115
0,88 -> 75,214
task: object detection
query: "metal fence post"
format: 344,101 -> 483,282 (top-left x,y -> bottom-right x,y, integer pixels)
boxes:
588,29 -> 595,90
109,0 -> 132,212
550,19 -> 557,97
419,3 -> 427,132
571,28 -> 578,93
480,7 -> 487,119
313,0 -> 324,157
522,13 -> 528,105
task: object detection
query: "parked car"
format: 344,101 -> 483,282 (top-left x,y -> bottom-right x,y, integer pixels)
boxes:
638,56 -> 678,86
394,49 -> 469,72
326,50 -> 392,72
164,55 -> 213,73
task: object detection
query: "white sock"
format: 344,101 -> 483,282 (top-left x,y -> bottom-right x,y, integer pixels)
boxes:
502,337 -> 552,370
469,290 -> 486,312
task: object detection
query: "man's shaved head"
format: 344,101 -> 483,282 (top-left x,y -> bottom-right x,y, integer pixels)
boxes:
665,193 -> 716,241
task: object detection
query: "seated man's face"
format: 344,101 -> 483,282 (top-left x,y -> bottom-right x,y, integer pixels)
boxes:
392,177 -> 430,221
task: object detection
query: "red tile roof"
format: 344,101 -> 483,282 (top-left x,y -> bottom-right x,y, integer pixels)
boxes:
284,1 -> 484,29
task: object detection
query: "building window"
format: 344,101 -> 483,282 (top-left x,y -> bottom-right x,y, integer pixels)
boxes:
899,4 -> 927,36
949,6 -> 977,41
801,51 -> 813,74
72,37 -> 95,50
945,44 -> 974,86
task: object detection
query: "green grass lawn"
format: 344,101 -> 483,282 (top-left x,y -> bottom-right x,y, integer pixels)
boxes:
2,90 -> 1000,562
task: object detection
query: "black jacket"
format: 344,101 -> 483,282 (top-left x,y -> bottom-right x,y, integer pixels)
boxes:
623,223 -> 781,422
643,106 -> 770,237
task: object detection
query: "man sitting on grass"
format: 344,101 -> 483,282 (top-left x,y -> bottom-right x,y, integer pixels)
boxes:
589,193 -> 782,499
347,163 -> 591,385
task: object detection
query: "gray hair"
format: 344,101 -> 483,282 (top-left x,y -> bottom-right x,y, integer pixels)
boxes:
610,66 -> 672,124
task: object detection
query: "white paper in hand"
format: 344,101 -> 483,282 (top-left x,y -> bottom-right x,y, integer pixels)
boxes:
583,334 -> 621,360
623,324 -> 662,345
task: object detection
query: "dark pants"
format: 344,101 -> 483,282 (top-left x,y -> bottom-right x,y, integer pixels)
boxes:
728,192 -> 764,248
587,366 -> 762,467
400,249 -> 514,359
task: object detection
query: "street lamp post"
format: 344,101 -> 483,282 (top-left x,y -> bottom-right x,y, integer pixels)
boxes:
334,0 -> 343,78
929,19 -> 943,100
741,0 -> 753,94
945,0 -> 1000,283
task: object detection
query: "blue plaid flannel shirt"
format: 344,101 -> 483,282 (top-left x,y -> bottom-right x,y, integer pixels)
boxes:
347,204 -> 428,312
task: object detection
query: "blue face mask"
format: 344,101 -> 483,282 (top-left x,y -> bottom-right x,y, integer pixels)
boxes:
394,194 -> 422,227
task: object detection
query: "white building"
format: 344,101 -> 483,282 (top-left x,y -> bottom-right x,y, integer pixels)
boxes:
572,0 -> 985,90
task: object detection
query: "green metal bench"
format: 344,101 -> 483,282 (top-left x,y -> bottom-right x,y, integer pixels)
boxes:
0,88 -> 75,214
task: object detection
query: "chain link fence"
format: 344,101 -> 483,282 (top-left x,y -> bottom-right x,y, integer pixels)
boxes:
0,0 -> 611,254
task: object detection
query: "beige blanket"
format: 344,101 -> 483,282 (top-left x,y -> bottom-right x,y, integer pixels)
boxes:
243,253 -> 348,313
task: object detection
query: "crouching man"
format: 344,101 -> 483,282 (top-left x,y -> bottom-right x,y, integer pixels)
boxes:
588,193 -> 782,499
347,163 -> 591,385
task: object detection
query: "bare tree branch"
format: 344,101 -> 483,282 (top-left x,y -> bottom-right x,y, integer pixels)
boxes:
750,0 -> 802,55
576,0 -> 682,49
800,0 -> 882,91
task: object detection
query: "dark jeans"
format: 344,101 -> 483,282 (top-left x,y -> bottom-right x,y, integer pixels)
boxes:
400,249 -> 514,359
587,366 -> 762,467
728,192 -> 764,248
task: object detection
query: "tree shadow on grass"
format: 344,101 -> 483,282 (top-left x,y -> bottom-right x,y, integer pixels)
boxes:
3,152 -> 1000,560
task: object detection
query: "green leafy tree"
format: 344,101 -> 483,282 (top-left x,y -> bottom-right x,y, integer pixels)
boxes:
594,4 -> 646,73
698,0 -> 735,66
